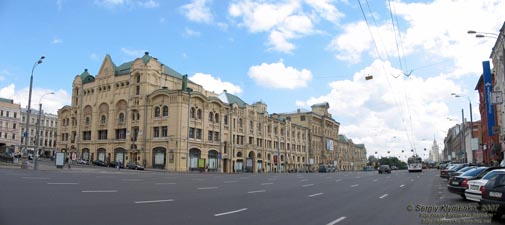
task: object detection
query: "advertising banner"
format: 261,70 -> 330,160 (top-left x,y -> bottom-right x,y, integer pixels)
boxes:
483,61 -> 496,136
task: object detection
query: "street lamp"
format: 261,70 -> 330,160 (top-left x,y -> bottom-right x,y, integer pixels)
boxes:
451,93 -> 473,138
34,92 -> 54,170
21,56 -> 45,169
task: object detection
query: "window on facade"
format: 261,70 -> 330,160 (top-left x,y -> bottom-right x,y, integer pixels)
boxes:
85,117 -> 90,125
6,111 -> 9,117
224,115 -> 228,125
83,131 -> 91,140
196,128 -> 201,140
163,106 -> 168,117
101,115 -> 106,125
209,112 -> 214,122
12,134 -> 15,140
301,115 -> 306,121
189,127 -> 195,139
98,130 -> 107,140
154,107 -> 160,117
239,118 -> 243,128
13,123 -> 16,129
137,75 -> 140,83
118,113 -> 125,123
197,109 -> 202,120
214,131 -> 219,141
14,112 -> 17,118
190,107 -> 196,119
162,126 -> 167,137
153,127 -> 160,138
116,129 -> 126,139
136,85 -> 140,95
215,113 -> 219,123
208,131 -> 213,141
249,121 -> 253,129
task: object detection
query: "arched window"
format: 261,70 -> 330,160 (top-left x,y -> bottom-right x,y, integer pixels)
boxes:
162,106 -> 169,117
190,107 -> 196,119
100,115 -> 106,124
215,113 -> 219,123
197,109 -> 202,120
85,117 -> 90,126
209,112 -> 214,122
136,75 -> 140,83
154,107 -> 160,117
239,118 -> 243,128
118,113 -> 125,123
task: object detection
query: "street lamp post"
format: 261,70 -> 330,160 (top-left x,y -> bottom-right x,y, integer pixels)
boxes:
21,56 -> 45,169
451,93 -> 473,138
34,92 -> 54,170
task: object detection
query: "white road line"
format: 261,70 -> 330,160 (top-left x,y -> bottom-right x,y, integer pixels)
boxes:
261,182 -> 273,185
300,179 -> 308,182
327,216 -> 347,225
47,183 -> 79,185
335,179 -> 342,182
247,190 -> 266,194
134,199 -> 174,204
81,190 -> 118,193
356,177 -> 361,179
155,182 -> 176,185
350,184 -> 359,188
224,181 -> 238,183
373,179 -> 378,182
411,179 -> 414,182
192,178 -> 206,181
400,184 -> 405,188
302,184 -> 314,187
308,193 -> 324,197
21,177 -> 49,180
379,194 -> 388,199
122,179 -> 142,181
214,208 -> 248,217
197,187 -> 218,190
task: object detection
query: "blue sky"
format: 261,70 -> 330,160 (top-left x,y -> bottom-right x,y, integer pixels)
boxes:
1,0 -> 505,159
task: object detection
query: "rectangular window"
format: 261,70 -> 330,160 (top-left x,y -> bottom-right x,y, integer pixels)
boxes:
116,129 -> 126,139
136,85 -> 140,95
83,131 -> 91,140
0,110 -> 3,116
301,115 -> 306,121
12,134 -> 15,140
249,137 -> 253,145
208,131 -> 213,141
153,127 -> 160,138
98,130 -> 107,140
14,112 -> 17,118
162,126 -> 167,137
196,128 -> 201,140
224,115 -> 228,125
6,111 -> 9,117
214,131 -> 219,141
189,128 -> 195,139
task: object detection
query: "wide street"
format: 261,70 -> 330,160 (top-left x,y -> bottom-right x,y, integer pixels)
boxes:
1,162 -> 504,225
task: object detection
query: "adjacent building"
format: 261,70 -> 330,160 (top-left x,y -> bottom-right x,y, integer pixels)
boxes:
0,98 -> 21,154
20,108 -> 58,157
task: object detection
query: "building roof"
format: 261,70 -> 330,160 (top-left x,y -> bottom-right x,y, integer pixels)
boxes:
218,90 -> 247,108
0,98 -> 13,104
80,69 -> 95,84
338,134 -> 349,143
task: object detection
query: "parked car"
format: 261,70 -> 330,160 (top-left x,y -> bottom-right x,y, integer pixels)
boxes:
109,161 -> 124,168
378,165 -> 391,174
126,162 -> 144,170
76,159 -> 89,165
480,171 -> 505,219
318,164 -> 327,173
450,166 -> 477,177
447,167 -> 488,199
466,168 -> 505,202
440,164 -> 467,179
92,160 -> 107,167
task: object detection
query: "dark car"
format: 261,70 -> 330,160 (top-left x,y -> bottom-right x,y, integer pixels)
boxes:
378,165 -> 391,174
448,166 -> 488,199
92,160 -> 107,167
126,162 -> 144,170
440,164 -> 467,179
480,171 -> 505,219
451,166 -> 477,177
109,161 -> 124,168
318,164 -> 327,173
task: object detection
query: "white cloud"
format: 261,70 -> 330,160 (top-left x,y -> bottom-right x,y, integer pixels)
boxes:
189,73 -> 242,95
94,0 -> 126,8
0,84 -> 69,114
328,0 -> 505,76
180,0 -> 214,24
229,0 -> 327,53
248,60 -> 312,89
184,27 -> 201,37
304,0 -> 343,24
56,0 -> 64,11
52,37 -> 63,44
138,0 -> 158,8
121,47 -> 145,57
296,59 -> 463,156
90,53 -> 99,61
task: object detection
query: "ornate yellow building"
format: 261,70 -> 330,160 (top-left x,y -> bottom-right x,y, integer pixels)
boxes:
57,52 -> 313,172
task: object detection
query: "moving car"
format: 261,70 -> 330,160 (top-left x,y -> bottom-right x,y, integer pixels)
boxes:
378,165 -> 391,174
466,168 -> 505,202
126,162 -> 144,170
447,167 -> 488,199
480,171 -> 505,219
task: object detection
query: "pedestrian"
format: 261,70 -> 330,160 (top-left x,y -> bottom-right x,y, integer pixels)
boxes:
117,161 -> 121,170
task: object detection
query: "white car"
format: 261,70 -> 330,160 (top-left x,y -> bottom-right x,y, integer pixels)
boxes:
465,169 -> 505,202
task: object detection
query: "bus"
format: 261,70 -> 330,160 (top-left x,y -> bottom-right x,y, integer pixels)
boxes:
407,156 -> 423,172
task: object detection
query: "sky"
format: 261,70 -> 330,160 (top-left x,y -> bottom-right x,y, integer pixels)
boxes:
1,0 -> 504,160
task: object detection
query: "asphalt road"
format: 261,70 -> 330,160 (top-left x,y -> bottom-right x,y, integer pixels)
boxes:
1,166 -> 504,225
